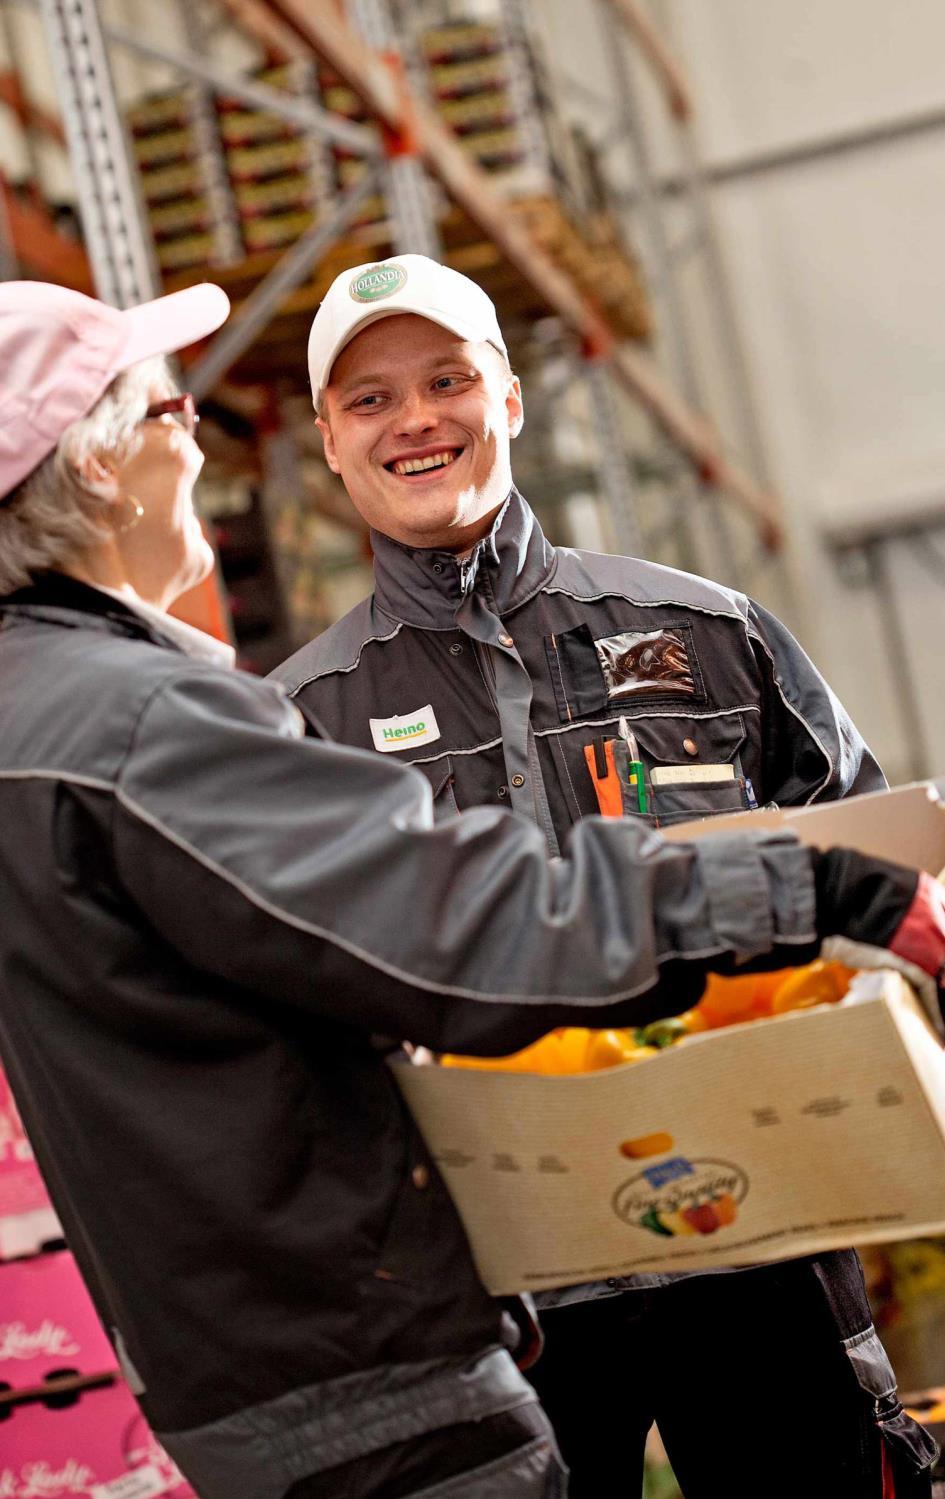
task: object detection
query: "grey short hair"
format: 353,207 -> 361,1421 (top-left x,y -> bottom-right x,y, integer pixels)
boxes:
0,355 -> 175,595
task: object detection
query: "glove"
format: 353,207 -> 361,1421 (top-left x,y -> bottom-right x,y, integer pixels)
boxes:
813,849 -> 945,1031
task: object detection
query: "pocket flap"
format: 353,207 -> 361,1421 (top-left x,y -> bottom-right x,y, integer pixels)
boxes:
411,756 -> 458,821
413,756 -> 454,800
630,713 -> 746,768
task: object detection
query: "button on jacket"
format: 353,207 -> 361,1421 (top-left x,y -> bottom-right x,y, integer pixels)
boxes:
0,572 -> 822,1497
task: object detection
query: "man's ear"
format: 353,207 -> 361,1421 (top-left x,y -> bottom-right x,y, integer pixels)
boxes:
316,414 -> 342,475
506,375 -> 524,440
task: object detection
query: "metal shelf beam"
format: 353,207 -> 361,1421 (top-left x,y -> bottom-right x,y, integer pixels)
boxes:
38,0 -> 158,307
187,168 -> 383,399
607,0 -> 692,120
103,22 -> 380,156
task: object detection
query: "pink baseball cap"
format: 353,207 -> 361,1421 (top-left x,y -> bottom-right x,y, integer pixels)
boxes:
0,280 -> 230,501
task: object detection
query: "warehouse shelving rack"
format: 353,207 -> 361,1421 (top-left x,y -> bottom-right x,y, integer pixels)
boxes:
557,0 -> 793,600
10,0 -> 792,628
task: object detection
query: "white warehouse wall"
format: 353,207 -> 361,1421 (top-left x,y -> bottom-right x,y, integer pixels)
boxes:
542,0 -> 945,785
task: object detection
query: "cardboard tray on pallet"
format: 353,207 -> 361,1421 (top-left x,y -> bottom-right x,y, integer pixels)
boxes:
0,1378 -> 194,1498
0,1068 -> 61,1261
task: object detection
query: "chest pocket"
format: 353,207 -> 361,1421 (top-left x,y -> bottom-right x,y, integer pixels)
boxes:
635,715 -> 750,825
551,712 -> 750,827
546,620 -> 706,721
410,756 -> 459,823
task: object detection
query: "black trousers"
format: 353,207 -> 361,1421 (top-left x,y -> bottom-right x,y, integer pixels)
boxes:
526,1260 -> 933,1499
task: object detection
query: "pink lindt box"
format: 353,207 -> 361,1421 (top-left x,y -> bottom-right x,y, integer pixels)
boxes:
0,1067 -> 61,1258
0,1378 -> 195,1498
0,1250 -> 116,1385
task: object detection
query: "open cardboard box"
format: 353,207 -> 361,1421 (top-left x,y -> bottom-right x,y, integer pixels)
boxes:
393,782 -> 945,1294
661,777 -> 945,871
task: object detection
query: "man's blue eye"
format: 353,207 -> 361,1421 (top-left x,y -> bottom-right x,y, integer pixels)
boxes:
433,376 -> 457,390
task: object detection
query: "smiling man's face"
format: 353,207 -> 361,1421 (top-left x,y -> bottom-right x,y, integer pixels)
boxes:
317,313 -> 523,552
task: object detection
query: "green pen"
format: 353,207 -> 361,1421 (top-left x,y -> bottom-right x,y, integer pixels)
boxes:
618,716 -> 648,814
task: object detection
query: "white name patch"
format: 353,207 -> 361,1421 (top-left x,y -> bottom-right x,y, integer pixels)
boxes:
370,705 -> 441,753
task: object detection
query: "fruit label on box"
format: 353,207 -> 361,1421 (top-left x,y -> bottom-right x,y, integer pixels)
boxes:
612,1156 -> 748,1240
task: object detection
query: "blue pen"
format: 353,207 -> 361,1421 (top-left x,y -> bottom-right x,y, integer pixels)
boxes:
744,776 -> 759,810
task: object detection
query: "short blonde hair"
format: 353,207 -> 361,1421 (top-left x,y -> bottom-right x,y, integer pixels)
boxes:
0,355 -> 174,595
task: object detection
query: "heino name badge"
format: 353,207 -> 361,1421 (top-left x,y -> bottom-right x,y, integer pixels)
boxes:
370,706 -> 441,753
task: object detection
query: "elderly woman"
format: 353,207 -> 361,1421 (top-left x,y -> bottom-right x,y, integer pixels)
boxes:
0,281 -> 941,1499
0,282 -> 227,651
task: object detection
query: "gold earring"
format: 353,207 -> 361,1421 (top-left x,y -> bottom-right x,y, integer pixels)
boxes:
113,493 -> 144,533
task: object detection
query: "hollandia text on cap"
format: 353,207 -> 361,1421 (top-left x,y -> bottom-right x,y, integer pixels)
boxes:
308,253 -> 508,410
0,281 -> 230,502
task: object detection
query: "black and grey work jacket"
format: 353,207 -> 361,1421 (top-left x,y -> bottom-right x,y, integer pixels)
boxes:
271,510 -> 939,1483
0,571 -> 824,1498
273,488 -> 887,1307
274,488 -> 885,850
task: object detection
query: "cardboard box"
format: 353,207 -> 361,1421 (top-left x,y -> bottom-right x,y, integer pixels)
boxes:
0,1066 -> 62,1259
395,974 -> 945,1293
0,1252 -> 193,1496
0,1378 -> 195,1498
393,783 -> 945,1295
0,1250 -> 116,1385
662,778 -> 945,873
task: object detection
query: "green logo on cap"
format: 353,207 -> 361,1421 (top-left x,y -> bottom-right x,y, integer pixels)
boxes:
349,263 -> 407,303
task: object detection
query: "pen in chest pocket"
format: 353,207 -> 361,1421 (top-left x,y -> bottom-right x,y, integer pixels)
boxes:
617,716 -> 648,814
582,720 -> 649,818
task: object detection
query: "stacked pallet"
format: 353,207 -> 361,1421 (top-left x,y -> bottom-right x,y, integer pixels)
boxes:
148,11 -> 653,372
421,18 -> 550,199
218,61 -> 334,255
128,84 -> 241,272
510,195 -> 653,343
0,1068 -> 195,1494
316,65 -> 389,238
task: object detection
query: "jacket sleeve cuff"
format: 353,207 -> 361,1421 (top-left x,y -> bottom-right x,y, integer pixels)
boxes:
694,831 -> 817,962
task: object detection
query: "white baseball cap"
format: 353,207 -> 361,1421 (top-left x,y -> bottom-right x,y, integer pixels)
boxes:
308,253 -> 508,409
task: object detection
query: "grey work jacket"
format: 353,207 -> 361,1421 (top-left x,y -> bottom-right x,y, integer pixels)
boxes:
0,572 -> 821,1497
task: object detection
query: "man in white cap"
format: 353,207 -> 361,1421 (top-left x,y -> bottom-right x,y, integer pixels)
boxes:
273,255 -> 938,1497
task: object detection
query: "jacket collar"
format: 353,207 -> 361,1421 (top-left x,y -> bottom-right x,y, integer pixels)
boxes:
370,488 -> 557,630
0,572 -> 185,653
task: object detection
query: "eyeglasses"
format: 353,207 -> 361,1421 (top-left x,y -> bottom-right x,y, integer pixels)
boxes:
144,393 -> 199,436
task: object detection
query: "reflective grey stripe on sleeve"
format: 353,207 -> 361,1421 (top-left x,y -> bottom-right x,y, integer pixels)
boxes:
842,1325 -> 897,1402
157,1346 -> 536,1499
409,1434 -> 566,1498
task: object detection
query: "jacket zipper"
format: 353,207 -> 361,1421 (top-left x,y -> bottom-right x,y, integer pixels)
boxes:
455,553 -> 500,713
474,639 -> 500,711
